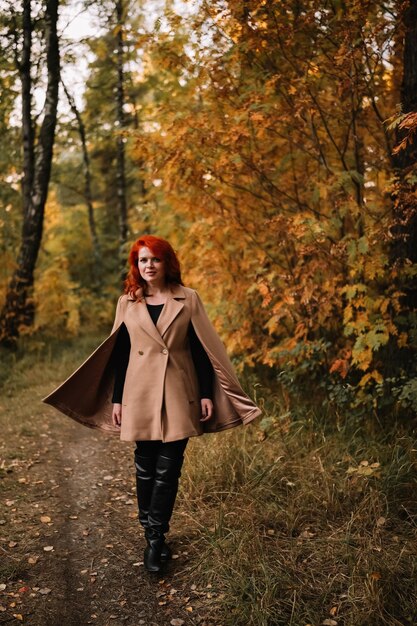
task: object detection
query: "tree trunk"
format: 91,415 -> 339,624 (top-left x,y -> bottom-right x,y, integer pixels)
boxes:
62,80 -> 100,264
0,0 -> 60,346
115,0 -> 128,276
21,0 -> 34,214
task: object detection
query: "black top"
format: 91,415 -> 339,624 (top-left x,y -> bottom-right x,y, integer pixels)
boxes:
112,302 -> 213,403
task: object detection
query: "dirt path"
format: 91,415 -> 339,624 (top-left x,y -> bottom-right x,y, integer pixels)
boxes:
1,402 -> 221,626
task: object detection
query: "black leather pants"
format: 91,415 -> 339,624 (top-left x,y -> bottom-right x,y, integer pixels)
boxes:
134,438 -> 189,569
134,438 -> 189,533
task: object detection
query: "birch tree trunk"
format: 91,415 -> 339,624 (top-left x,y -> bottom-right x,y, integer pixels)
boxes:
115,0 -> 128,275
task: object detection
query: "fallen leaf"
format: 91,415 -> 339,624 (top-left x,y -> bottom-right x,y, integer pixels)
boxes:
299,530 -> 315,539
322,620 -> 337,626
69,515 -> 78,520
103,475 -> 114,481
9,541 -> 17,548
170,620 -> 184,626
12,614 -> 23,621
18,587 -> 30,593
28,556 -> 39,565
39,588 -> 51,595
370,572 -> 381,580
0,584 -> 7,591
376,517 -> 386,527
40,516 -> 51,523
43,546 -> 54,552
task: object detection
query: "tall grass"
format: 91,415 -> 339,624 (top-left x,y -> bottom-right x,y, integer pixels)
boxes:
183,412 -> 417,626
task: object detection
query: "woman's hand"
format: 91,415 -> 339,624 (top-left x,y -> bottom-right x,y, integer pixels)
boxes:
112,403 -> 122,427
200,398 -> 213,422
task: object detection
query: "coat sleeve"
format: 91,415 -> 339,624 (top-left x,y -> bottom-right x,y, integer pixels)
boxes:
189,289 -> 261,428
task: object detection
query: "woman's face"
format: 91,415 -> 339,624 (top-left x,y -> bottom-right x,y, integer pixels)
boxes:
137,246 -> 166,285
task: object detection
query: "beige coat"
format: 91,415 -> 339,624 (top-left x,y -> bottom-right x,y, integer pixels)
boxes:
42,285 -> 261,442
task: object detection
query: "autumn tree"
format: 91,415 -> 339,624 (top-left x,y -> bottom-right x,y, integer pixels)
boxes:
131,0 -> 416,417
391,0 -> 417,305
0,0 -> 60,346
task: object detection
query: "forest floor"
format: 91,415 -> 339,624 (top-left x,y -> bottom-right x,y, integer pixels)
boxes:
0,338 -> 222,626
1,336 -> 416,626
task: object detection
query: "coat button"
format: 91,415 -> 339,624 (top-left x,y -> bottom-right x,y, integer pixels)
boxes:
161,348 -> 168,354
138,350 -> 144,355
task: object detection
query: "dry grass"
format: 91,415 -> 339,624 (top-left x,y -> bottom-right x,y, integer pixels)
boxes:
182,415 -> 417,626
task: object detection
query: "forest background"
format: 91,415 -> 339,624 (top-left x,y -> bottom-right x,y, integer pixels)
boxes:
0,1 -> 416,625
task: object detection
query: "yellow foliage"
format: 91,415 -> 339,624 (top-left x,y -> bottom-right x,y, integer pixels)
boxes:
126,0 -> 413,411
34,262 -> 81,335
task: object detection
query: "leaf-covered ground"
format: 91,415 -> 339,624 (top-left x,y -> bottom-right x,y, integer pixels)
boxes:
0,344 -> 223,626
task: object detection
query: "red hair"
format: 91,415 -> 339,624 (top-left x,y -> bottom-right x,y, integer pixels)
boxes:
124,235 -> 183,298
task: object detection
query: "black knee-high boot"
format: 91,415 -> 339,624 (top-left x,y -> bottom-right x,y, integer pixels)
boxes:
143,454 -> 184,573
134,451 -> 171,561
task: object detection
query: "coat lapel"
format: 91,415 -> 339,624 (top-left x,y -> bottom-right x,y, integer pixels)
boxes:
157,297 -> 184,338
157,284 -> 186,338
136,300 -> 166,348
135,284 -> 186,346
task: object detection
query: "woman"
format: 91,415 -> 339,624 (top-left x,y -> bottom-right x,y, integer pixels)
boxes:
43,235 -> 261,574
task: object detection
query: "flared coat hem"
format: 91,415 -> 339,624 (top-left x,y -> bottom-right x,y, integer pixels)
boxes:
42,285 -> 262,440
